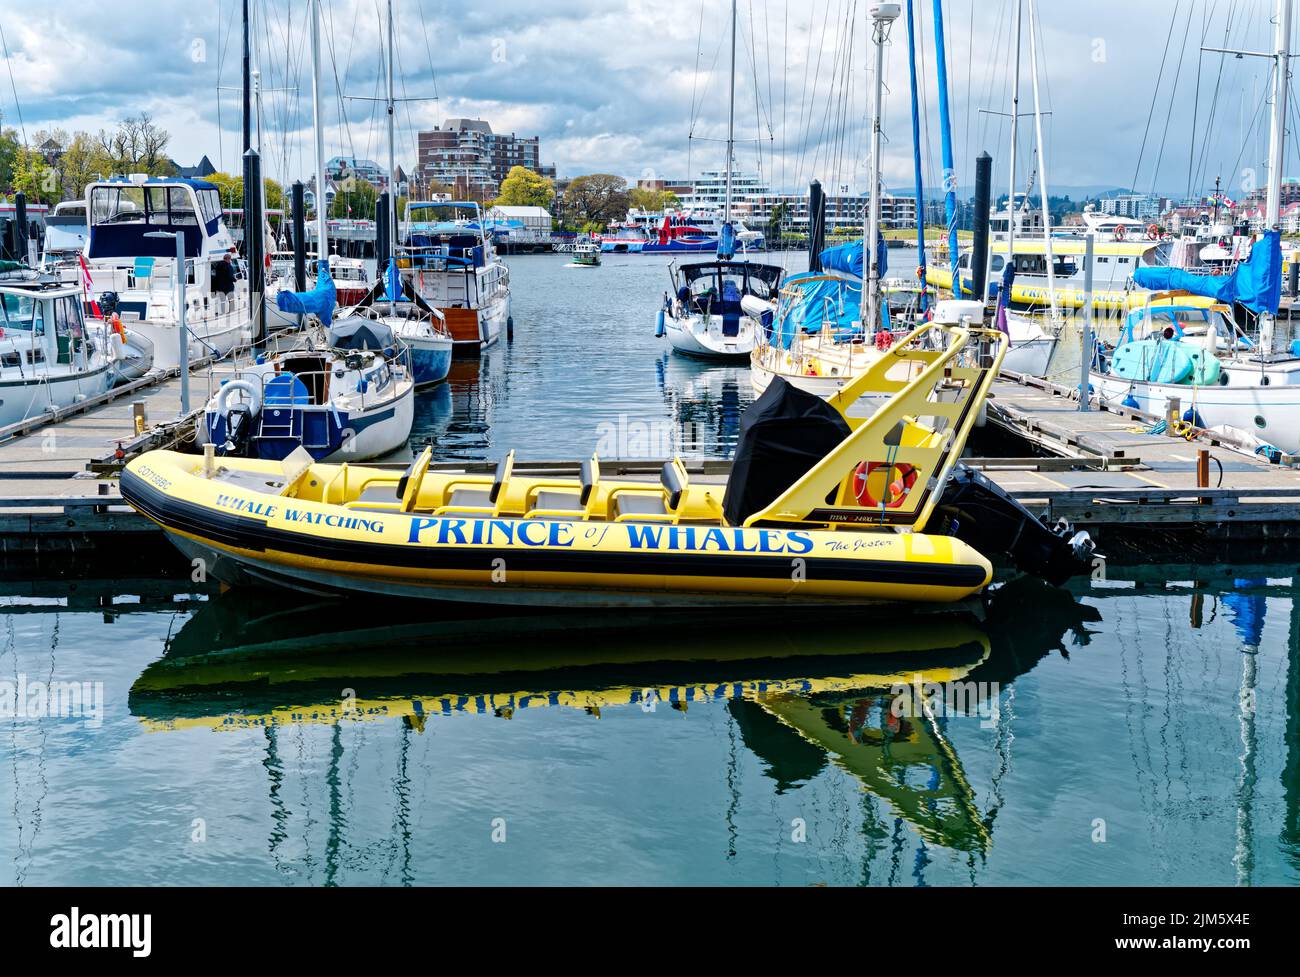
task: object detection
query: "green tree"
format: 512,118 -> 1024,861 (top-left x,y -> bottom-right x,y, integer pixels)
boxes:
0,128 -> 19,190
561,174 -> 630,229
95,113 -> 173,175
10,146 -> 59,203
628,186 -> 680,213
330,179 -> 379,219
494,165 -> 554,208
766,201 -> 790,242
53,132 -> 113,201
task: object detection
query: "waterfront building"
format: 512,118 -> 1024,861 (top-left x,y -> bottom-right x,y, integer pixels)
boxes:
417,118 -> 552,197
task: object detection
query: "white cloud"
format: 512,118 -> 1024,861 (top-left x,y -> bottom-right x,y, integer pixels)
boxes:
0,0 -> 1289,199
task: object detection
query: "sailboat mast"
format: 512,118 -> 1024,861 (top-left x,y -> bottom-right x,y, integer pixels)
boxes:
1027,0 -> 1058,320
1006,0 -> 1022,273
310,0 -> 327,264
932,0 -> 959,291
1266,0 -> 1292,231
865,4 -> 899,332
905,0 -> 927,314
387,0 -> 398,256
725,0 -> 737,223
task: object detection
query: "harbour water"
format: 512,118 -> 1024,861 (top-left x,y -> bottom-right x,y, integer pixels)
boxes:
2,251 -> 1299,886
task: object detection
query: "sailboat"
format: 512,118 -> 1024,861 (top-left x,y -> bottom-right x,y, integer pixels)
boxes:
335,0 -> 452,388
748,2 -> 903,393
201,0 -> 415,463
655,0 -> 785,360
1090,0 -> 1300,455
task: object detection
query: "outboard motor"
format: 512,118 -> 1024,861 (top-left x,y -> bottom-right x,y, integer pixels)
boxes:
99,291 -> 120,316
934,464 -> 1096,587
222,403 -> 256,456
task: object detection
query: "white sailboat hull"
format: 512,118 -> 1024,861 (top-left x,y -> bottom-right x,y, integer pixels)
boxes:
0,365 -> 113,429
664,312 -> 758,359
1094,370 -> 1300,453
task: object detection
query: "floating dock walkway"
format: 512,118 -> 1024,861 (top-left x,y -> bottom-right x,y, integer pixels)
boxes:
3,363 -> 1300,561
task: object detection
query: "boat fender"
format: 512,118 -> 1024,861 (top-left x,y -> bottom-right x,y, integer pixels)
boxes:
507,315 -> 514,342
215,378 -> 262,423
853,461 -> 917,508
655,310 -> 666,337
1182,407 -> 1206,428
1123,394 -> 1141,410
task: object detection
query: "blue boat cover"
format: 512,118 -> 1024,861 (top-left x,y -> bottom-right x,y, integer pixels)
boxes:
382,257 -> 402,303
276,259 -> 339,326
717,221 -> 736,261
1133,230 -> 1282,314
772,272 -> 863,349
819,235 -> 888,280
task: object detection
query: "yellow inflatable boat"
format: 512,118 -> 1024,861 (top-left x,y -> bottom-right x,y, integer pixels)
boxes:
122,319 -> 1082,608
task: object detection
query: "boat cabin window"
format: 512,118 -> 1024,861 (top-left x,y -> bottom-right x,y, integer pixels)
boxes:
90,186 -> 145,225
991,255 -> 1005,272
52,295 -> 84,364
0,291 -> 43,334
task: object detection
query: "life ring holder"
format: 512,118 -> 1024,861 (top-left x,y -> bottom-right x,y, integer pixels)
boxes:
1113,224 -> 1128,242
1146,224 -> 1160,241
853,460 -> 918,508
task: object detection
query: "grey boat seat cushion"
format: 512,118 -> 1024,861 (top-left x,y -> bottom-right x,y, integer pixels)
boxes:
613,493 -> 668,517
533,490 -> 584,511
449,487 -> 493,508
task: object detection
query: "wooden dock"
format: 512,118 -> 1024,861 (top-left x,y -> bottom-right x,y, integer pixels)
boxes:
4,360 -> 1300,561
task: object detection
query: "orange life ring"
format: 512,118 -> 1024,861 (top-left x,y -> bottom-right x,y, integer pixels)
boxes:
1146,224 -> 1160,241
1113,224 -> 1127,242
853,461 -> 918,508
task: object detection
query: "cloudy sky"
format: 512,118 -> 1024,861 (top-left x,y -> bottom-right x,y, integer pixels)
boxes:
0,0 -> 1294,199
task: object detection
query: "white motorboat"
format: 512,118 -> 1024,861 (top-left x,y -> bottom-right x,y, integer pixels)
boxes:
82,176 -> 253,370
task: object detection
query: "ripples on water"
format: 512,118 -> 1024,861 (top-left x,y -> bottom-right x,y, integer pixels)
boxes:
1,252 -> 1298,886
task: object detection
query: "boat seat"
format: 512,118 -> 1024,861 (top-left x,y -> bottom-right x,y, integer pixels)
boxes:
433,450 -> 514,516
609,457 -> 689,523
399,446 -> 433,512
523,454 -> 600,520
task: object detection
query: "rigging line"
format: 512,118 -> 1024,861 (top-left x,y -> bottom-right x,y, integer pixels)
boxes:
687,0 -> 706,137
1185,2 -> 1215,200
1150,0 -> 1198,197
1192,0 -> 1238,196
1131,0 -> 1183,194
797,0 -> 836,184
792,0 -> 820,185
0,21 -> 28,146
417,0 -> 440,101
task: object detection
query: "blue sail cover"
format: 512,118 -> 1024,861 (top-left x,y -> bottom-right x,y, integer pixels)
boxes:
276,259 -> 339,326
717,221 -> 736,261
382,257 -> 402,302
772,272 -> 863,349
1133,230 -> 1283,314
819,236 -> 888,280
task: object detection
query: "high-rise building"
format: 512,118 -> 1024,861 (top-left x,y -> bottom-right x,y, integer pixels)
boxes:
416,119 -> 550,196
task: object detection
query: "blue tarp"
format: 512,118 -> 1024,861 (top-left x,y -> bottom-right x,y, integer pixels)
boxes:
818,235 -> 888,280
772,272 -> 863,349
1133,230 -> 1283,314
382,257 -> 402,302
717,221 -> 736,261
276,259 -> 338,326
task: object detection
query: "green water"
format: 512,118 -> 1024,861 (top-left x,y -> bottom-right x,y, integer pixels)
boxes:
1,252 -> 1297,886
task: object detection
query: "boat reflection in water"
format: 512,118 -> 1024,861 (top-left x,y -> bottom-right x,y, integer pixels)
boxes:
129,579 -> 1099,860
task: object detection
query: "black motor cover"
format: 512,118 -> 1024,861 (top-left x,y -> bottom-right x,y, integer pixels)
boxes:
723,377 -> 851,526
934,464 -> 1096,587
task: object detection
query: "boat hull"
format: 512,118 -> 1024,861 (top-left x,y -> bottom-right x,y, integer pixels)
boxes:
0,365 -> 113,428
664,313 -> 756,359
130,311 -> 251,370
120,454 -> 993,609
1094,371 -> 1300,453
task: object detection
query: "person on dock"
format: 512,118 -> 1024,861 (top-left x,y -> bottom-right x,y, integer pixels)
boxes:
211,252 -> 236,313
